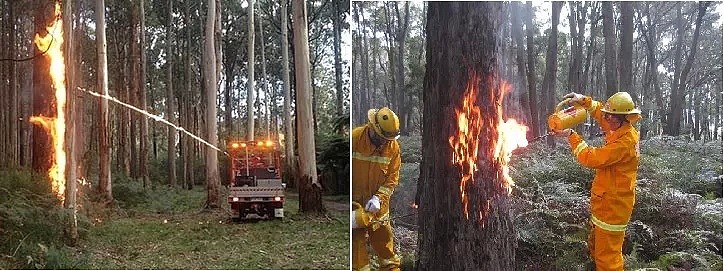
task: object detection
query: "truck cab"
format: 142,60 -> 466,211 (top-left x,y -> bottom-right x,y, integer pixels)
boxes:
227,139 -> 285,220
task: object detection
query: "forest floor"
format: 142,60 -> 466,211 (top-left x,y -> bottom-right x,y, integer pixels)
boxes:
390,135 -> 723,271
80,190 -> 349,270
0,179 -> 349,270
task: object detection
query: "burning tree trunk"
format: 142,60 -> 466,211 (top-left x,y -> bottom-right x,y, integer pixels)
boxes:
292,0 -> 324,214
417,3 -> 519,269
32,2 -> 55,174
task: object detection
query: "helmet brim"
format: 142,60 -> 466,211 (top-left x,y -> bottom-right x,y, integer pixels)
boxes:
601,108 -> 641,115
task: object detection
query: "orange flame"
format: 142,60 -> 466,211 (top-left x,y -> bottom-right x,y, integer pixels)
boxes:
449,74 -> 528,220
448,74 -> 483,220
30,2 -> 66,203
493,82 -> 528,195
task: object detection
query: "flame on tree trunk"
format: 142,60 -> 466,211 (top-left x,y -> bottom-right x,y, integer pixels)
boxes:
417,2 -> 517,270
31,2 -> 67,204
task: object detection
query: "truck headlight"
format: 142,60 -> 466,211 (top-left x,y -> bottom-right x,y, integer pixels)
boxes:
274,197 -> 281,202
232,197 -> 239,202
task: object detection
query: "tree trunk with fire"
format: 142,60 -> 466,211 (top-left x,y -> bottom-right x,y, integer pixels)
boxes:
417,3 -> 518,269
292,0 -> 324,214
204,0 -> 221,209
32,1 -> 55,174
96,0 -> 112,202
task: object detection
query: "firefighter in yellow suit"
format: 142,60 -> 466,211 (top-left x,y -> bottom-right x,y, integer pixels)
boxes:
553,92 -> 641,271
351,107 -> 402,271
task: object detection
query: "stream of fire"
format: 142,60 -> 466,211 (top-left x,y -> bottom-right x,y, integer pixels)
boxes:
76,87 -> 228,156
449,73 -> 528,221
30,2 -> 66,203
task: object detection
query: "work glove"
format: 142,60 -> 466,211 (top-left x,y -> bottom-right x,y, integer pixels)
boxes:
365,195 -> 381,214
552,128 -> 573,138
563,92 -> 585,105
351,210 -> 358,228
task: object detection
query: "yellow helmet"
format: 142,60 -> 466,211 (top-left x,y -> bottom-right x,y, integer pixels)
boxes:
367,107 -> 400,140
601,92 -> 641,115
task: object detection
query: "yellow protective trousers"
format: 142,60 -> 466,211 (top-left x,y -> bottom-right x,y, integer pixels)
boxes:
352,223 -> 401,271
588,223 -> 625,271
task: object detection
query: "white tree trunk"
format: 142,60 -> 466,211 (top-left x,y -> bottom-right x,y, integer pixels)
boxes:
292,0 -> 324,213
281,0 -> 295,180
247,0 -> 255,141
204,0 -> 220,208
292,0 -> 316,185
63,0 -> 79,247
259,13 -> 270,139
96,0 -> 112,202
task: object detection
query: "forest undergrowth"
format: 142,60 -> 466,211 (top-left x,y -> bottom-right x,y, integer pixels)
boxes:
391,135 -> 722,271
0,172 -> 349,269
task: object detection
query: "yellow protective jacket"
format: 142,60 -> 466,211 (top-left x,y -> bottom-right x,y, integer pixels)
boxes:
352,125 -> 401,221
568,96 -> 640,233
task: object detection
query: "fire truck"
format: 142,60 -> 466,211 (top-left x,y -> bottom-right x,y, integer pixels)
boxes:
227,139 -> 285,220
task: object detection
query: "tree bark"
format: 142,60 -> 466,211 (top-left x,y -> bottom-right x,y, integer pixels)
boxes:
668,2 -> 709,136
1,1 -> 7,168
395,2 -> 410,135
524,1 -> 539,137
332,0 -> 344,119
62,0 -> 79,246
204,0 -> 220,208
511,2 -> 529,126
247,0 -> 255,141
259,13 -> 270,139
618,1 -> 634,95
183,0 -> 193,189
8,3 -> 17,168
292,0 -> 324,214
582,2 -> 599,96
139,0 -> 149,188
602,1 -> 617,98
281,0 -> 296,183
417,3 -> 515,270
716,86 -> 721,140
96,0 -> 112,202
542,1 -> 562,146
166,0 -> 176,187
31,2 -> 55,175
